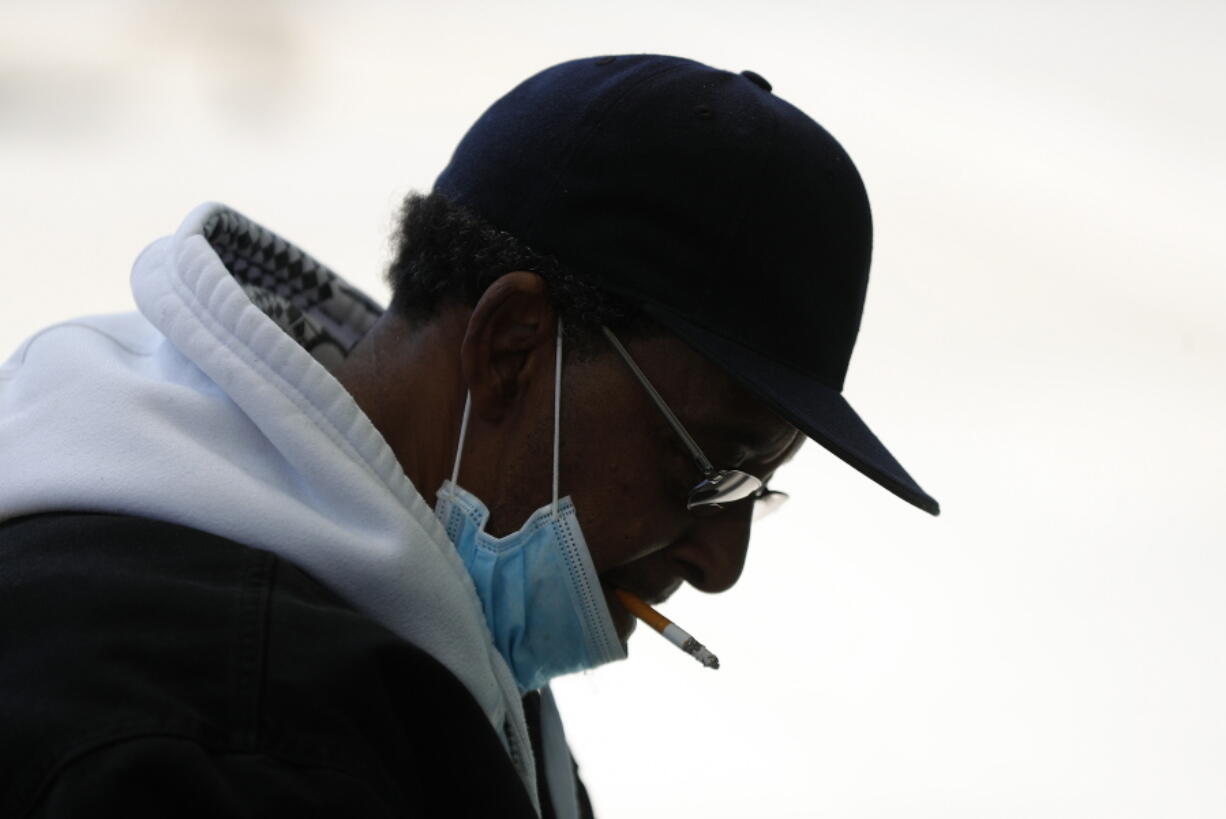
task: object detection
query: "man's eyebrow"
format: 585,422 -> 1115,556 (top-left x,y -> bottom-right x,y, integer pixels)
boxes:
692,417 -> 796,456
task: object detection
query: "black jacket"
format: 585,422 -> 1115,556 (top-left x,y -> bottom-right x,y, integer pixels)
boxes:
0,512 -> 594,818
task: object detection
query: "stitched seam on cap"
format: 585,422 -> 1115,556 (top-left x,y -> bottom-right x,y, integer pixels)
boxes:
643,299 -> 835,387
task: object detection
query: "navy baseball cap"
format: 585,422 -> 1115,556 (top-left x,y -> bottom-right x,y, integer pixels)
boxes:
434,54 -> 939,516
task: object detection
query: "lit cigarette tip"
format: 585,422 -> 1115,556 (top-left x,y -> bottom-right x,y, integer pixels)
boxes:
614,589 -> 721,671
684,639 -> 720,670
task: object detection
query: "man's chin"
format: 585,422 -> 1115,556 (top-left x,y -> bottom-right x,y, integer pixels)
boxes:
618,615 -> 636,650
602,581 -> 638,646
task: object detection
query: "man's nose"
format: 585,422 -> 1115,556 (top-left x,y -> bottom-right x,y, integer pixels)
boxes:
668,503 -> 754,593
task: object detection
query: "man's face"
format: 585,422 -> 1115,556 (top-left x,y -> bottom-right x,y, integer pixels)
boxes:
486,329 -> 804,645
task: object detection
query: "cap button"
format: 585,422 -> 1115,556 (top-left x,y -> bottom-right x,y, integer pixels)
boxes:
740,70 -> 772,92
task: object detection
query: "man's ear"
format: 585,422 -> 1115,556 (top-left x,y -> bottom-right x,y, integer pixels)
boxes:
460,271 -> 557,424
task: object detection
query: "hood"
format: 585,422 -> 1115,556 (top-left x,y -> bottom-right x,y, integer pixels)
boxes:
0,203 -> 541,808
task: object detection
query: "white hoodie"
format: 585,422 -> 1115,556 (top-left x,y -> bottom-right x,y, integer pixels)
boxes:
0,203 -> 586,817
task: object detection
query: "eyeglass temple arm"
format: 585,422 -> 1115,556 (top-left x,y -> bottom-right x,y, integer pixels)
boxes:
601,326 -> 716,476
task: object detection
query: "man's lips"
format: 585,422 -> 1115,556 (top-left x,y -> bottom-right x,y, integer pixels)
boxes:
632,578 -> 684,607
601,578 -> 684,644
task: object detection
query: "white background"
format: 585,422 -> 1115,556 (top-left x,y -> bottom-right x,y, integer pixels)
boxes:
2,1 -> 1223,816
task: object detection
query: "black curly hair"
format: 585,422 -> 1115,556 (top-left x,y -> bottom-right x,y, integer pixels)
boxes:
384,191 -> 658,359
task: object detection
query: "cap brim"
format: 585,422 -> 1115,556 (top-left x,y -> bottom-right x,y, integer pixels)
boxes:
643,304 -> 940,516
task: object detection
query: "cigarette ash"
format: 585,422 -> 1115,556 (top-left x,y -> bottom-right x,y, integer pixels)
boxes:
681,637 -> 721,670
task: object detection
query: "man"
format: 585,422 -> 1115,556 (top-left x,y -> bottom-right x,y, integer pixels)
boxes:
0,54 -> 938,817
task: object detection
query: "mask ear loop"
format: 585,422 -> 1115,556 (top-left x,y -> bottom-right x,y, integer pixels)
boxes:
450,391 -> 472,490
551,316 -> 563,518
451,315 -> 560,512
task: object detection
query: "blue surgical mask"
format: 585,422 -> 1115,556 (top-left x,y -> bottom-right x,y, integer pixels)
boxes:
434,320 -> 626,692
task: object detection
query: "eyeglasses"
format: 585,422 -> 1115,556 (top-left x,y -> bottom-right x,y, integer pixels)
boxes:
601,326 -> 789,520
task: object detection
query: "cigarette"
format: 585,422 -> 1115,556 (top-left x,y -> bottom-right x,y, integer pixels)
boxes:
614,589 -> 720,670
